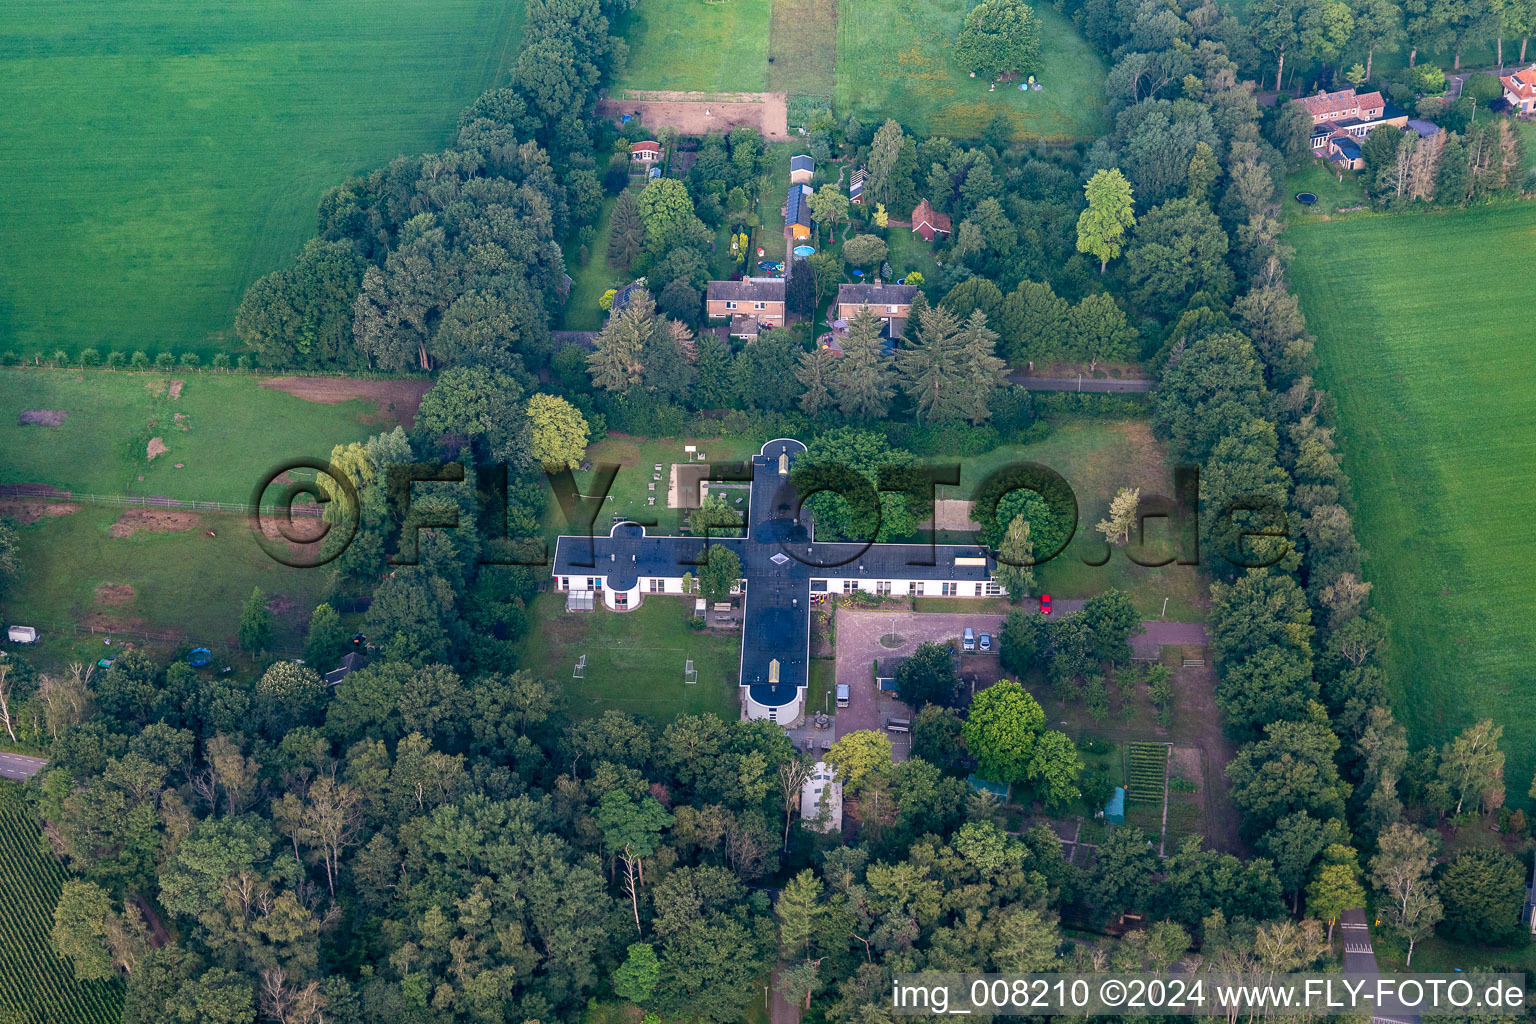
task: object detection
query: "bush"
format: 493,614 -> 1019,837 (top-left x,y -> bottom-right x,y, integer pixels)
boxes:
154,352 -> 176,369
0,351 -> 18,366
78,348 -> 100,367
237,354 -> 254,370
131,350 -> 150,368
52,349 -> 69,366
688,616 -> 707,631
1464,72 -> 1503,105
1410,64 -> 1446,95
212,353 -> 231,369
180,352 -> 201,368
106,351 -> 127,369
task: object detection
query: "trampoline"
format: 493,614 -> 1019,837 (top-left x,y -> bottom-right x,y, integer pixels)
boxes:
187,647 -> 212,667
851,268 -> 863,277
1295,192 -> 1318,205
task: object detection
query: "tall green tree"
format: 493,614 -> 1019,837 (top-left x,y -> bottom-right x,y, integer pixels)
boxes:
833,310 -> 896,421
954,0 -> 1043,79
1076,168 -> 1137,274
238,587 -> 272,655
899,304 -> 966,423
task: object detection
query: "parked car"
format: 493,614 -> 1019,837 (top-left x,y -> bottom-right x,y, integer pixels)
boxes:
1039,594 -> 1052,615
978,632 -> 992,652
835,683 -> 850,708
962,627 -> 976,652
885,717 -> 911,733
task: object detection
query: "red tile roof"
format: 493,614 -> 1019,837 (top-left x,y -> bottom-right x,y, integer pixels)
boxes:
1501,65 -> 1536,99
911,199 -> 952,238
632,140 -> 662,155
1302,88 -> 1384,120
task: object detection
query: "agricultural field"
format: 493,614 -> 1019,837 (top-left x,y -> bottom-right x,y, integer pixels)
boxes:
0,369 -> 424,504
609,0 -> 771,94
835,0 -> 1107,140
0,782 -> 125,1024
1288,203 -> 1536,797
0,0 -> 523,359
518,595 -> 741,721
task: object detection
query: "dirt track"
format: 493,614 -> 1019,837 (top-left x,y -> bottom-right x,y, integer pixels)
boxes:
109,507 -> 201,538
260,376 -> 432,428
597,91 -> 788,140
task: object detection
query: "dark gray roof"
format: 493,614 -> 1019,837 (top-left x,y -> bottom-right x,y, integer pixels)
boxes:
707,279 -> 786,303
791,154 -> 814,172
611,279 -> 646,313
325,651 -> 367,687
551,438 -> 996,709
838,283 -> 917,307
1406,118 -> 1442,137
787,184 -> 814,227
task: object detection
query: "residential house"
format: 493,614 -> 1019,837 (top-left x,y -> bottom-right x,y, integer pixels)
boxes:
836,282 -> 917,340
1304,88 -> 1409,157
1405,119 -> 1443,139
324,651 -> 367,687
705,278 -> 786,337
790,153 -> 815,184
610,278 -> 646,315
631,140 -> 662,162
911,198 -> 952,241
1500,64 -> 1536,113
787,182 -> 814,240
849,167 -> 866,204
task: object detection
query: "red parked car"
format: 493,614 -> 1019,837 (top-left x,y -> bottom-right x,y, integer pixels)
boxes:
1039,593 -> 1052,615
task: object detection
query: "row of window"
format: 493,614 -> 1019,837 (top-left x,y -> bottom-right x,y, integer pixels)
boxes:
561,577 -> 999,597
722,300 -> 773,310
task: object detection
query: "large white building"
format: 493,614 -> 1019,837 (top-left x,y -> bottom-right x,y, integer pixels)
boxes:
551,439 -> 1003,723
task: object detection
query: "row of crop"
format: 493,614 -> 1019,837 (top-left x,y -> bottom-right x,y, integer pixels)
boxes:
1125,743 -> 1168,804
0,784 -> 124,1024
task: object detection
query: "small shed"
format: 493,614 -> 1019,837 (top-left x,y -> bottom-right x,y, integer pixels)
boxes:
7,626 -> 38,644
789,154 -> 815,184
1104,786 -> 1127,825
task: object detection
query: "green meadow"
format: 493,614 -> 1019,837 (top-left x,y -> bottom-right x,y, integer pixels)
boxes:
0,0 -> 523,358
1289,203 -> 1536,795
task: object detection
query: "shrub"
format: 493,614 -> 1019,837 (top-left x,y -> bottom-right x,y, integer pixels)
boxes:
1410,64 -> 1446,95
154,352 -> 176,369
1464,72 -> 1503,105
106,351 -> 127,369
237,354 -> 254,370
0,351 -> 17,366
52,349 -> 69,366
211,353 -> 231,370
78,348 -> 100,367
180,352 -> 201,368
130,350 -> 150,368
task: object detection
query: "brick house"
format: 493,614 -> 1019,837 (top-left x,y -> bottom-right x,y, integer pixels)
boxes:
836,282 -> 917,339
911,198 -> 952,241
1500,65 -> 1536,113
631,140 -> 662,162
1303,89 -> 1408,156
706,279 -> 786,337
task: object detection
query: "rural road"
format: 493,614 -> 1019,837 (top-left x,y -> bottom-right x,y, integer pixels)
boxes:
1340,907 -> 1420,1024
1008,374 -> 1154,393
0,753 -> 48,781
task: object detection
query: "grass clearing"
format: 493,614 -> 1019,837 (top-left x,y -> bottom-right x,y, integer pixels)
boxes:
1289,202 -> 1536,799
0,369 -> 401,503
519,594 -> 741,721
768,0 -> 838,96
609,0 -> 770,94
0,0 -> 523,358
0,781 -> 125,1024
1283,163 -> 1368,224
834,0 -> 1106,141
5,503 -> 332,657
563,194 -> 629,332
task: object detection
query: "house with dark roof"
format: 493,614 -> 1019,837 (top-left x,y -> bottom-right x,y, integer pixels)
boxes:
705,279 -> 786,336
610,279 -> 647,315
790,154 -> 815,184
324,651 -> 367,687
786,183 -> 815,240
849,167 -> 866,204
911,198 -> 952,242
550,439 -> 1004,723
631,140 -> 662,162
836,282 -> 917,339
1501,64 -> 1536,113
1405,119 -> 1443,139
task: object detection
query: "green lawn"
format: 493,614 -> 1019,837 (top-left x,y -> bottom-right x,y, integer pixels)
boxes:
0,369 -> 398,503
563,194 -> 629,331
609,0 -> 770,94
3,503 -> 333,659
519,594 -> 741,721
0,0 -> 523,358
1289,203 -> 1536,801
1283,163 -> 1368,224
834,0 -> 1107,141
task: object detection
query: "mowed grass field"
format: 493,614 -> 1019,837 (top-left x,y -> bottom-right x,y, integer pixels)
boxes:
1289,204 -> 1536,797
835,0 -> 1107,141
0,0 -> 523,358
0,370 -> 414,504
609,0 -> 770,94
0,782 -> 125,1024
519,595 -> 741,721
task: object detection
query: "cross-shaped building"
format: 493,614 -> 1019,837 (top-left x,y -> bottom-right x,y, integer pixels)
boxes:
551,439 -> 1002,722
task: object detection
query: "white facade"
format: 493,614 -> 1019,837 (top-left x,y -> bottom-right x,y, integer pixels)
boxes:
800,761 -> 843,833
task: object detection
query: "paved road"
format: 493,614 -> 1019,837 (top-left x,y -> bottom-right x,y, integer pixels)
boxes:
1340,907 -> 1421,1024
0,753 -> 48,781
1007,374 -> 1154,393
